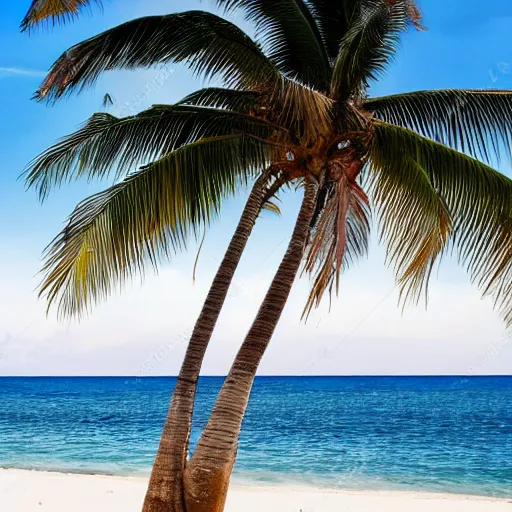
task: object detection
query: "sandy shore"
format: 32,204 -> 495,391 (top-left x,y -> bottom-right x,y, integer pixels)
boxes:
1,469 -> 510,511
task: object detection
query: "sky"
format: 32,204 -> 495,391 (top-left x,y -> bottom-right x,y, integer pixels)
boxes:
0,0 -> 511,377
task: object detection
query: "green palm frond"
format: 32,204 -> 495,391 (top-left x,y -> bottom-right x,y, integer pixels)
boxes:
40,134 -> 276,318
179,85 -> 334,141
308,0 -> 423,62
371,121 -> 512,326
216,0 -> 331,89
34,8 -> 333,139
330,0 -> 407,101
35,11 -> 278,102
25,105 -> 286,199
370,137 -> 452,305
365,89 -> 512,165
178,88 -> 261,112
306,0 -> 361,62
180,80 -> 333,142
21,0 -> 101,31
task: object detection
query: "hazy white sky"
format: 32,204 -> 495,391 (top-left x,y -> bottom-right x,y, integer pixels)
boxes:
0,0 -> 511,376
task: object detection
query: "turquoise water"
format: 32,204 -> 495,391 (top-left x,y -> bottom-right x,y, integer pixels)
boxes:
0,376 -> 511,497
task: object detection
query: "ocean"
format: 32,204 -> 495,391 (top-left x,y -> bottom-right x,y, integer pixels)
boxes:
0,376 -> 511,498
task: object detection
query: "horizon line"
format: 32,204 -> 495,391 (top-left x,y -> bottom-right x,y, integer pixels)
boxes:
0,374 -> 511,378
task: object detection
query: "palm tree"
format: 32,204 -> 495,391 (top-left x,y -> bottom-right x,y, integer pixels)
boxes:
26,105 -> 290,512
23,5 -> 329,512
24,1 -> 512,511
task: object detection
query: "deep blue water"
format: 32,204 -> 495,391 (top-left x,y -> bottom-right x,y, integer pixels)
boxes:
0,376 -> 511,497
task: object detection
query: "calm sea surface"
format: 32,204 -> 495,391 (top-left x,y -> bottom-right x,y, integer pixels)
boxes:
0,376 -> 511,497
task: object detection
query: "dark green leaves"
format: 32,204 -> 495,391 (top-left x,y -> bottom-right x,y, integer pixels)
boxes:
365,89 -> 512,165
40,134 -> 276,318
25,0 -> 512,330
370,126 -> 452,305
306,0 -> 423,64
371,121 -> 512,326
306,0 -> 362,62
178,88 -> 262,112
331,0 -> 407,101
36,11 -> 278,101
25,105 -> 285,199
216,0 -> 331,89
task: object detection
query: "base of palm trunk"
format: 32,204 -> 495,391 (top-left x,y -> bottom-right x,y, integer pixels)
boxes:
142,474 -> 186,512
142,497 -> 184,512
183,463 -> 232,512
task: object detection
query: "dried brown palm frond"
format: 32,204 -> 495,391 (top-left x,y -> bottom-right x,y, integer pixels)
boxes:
302,174 -> 371,318
302,137 -> 372,318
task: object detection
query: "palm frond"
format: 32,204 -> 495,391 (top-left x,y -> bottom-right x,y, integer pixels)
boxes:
178,88 -> 261,112
330,0 -> 407,101
270,76 -> 333,142
35,11 -> 278,102
261,200 -> 282,216
305,0 -> 361,62
40,134 -> 276,318
403,0 -> 426,30
24,104 -> 285,199
371,121 -> 512,326
369,138 -> 452,305
307,0 -> 423,62
188,80 -> 334,143
21,0 -> 101,31
34,8 -> 333,138
303,176 -> 371,318
365,89 -> 512,165
216,0 -> 331,89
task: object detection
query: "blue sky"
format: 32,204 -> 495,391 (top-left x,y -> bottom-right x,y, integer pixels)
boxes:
0,0 -> 511,376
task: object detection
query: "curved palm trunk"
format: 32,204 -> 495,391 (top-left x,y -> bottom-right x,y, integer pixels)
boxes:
183,177 -> 319,512
142,173 -> 270,512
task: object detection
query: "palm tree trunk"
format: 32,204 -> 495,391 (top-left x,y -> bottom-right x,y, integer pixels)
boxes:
142,173 -> 271,512
183,177 -> 319,512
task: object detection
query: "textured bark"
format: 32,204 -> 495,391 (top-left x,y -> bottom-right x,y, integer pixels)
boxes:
183,178 -> 319,512
141,173 -> 270,512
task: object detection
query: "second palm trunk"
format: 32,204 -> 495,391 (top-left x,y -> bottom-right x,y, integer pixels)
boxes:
183,177 -> 319,512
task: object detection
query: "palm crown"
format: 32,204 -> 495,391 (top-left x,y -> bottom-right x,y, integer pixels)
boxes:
24,0 -> 512,327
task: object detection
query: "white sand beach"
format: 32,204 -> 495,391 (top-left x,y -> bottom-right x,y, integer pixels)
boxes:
1,469 -> 510,512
